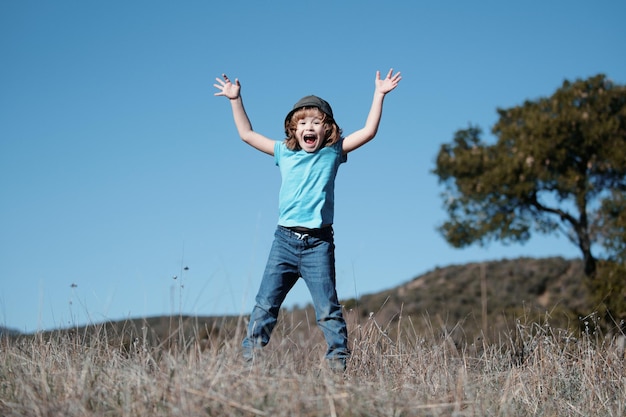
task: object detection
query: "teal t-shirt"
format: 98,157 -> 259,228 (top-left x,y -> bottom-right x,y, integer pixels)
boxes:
274,140 -> 347,228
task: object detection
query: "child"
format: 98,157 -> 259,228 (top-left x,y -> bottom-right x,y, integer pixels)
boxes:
214,69 -> 401,371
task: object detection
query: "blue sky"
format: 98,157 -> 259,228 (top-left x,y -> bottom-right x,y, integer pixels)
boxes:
1,1 -> 624,333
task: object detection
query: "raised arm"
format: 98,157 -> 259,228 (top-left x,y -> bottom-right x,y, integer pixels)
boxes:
214,74 -> 275,156
342,69 -> 402,154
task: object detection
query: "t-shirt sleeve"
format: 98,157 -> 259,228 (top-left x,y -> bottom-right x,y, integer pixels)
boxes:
274,141 -> 282,166
338,138 -> 347,164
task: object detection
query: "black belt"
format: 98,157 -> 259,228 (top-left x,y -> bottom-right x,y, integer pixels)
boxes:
282,225 -> 332,240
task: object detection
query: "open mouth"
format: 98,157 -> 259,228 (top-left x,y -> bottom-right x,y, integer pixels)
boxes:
303,134 -> 317,145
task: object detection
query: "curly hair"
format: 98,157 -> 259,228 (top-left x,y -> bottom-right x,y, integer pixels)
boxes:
283,107 -> 342,151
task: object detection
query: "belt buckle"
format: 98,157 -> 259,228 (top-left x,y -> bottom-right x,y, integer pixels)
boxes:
293,231 -> 309,240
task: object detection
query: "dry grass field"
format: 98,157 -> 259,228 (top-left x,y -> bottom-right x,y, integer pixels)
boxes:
1,309 -> 625,417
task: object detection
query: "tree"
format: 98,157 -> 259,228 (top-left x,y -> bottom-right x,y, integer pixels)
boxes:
433,74 -> 626,280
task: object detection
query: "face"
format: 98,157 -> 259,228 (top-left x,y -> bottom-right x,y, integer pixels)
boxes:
295,115 -> 327,152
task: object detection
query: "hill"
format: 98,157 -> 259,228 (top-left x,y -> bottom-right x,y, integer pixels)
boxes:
11,256 -> 596,348
341,256 -> 589,341
0,326 -> 21,338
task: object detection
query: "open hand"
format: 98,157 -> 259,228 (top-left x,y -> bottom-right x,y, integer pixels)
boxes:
214,74 -> 241,99
375,69 -> 402,95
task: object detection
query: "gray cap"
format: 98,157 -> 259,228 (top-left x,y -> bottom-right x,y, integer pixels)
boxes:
284,95 -> 334,126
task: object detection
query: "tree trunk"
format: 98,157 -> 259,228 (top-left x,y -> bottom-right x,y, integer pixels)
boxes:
577,193 -> 597,278
577,223 -> 596,277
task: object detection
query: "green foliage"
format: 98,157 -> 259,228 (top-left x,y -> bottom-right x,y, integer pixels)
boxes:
587,260 -> 626,326
433,74 -> 626,278
596,190 -> 626,262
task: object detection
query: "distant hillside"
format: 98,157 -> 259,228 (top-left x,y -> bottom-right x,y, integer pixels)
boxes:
341,256 -> 589,341
0,326 -> 21,338
10,257 -> 594,347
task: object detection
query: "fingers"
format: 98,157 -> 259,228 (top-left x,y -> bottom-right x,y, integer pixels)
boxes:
378,68 -> 401,82
386,69 -> 402,81
215,74 -> 229,85
215,74 -> 241,87
374,68 -> 402,94
213,73 -> 241,98
385,69 -> 402,86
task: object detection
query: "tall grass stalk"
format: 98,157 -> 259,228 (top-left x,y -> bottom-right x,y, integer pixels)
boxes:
1,310 -> 624,416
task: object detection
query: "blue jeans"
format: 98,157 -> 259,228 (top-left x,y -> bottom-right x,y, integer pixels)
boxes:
242,226 -> 350,365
